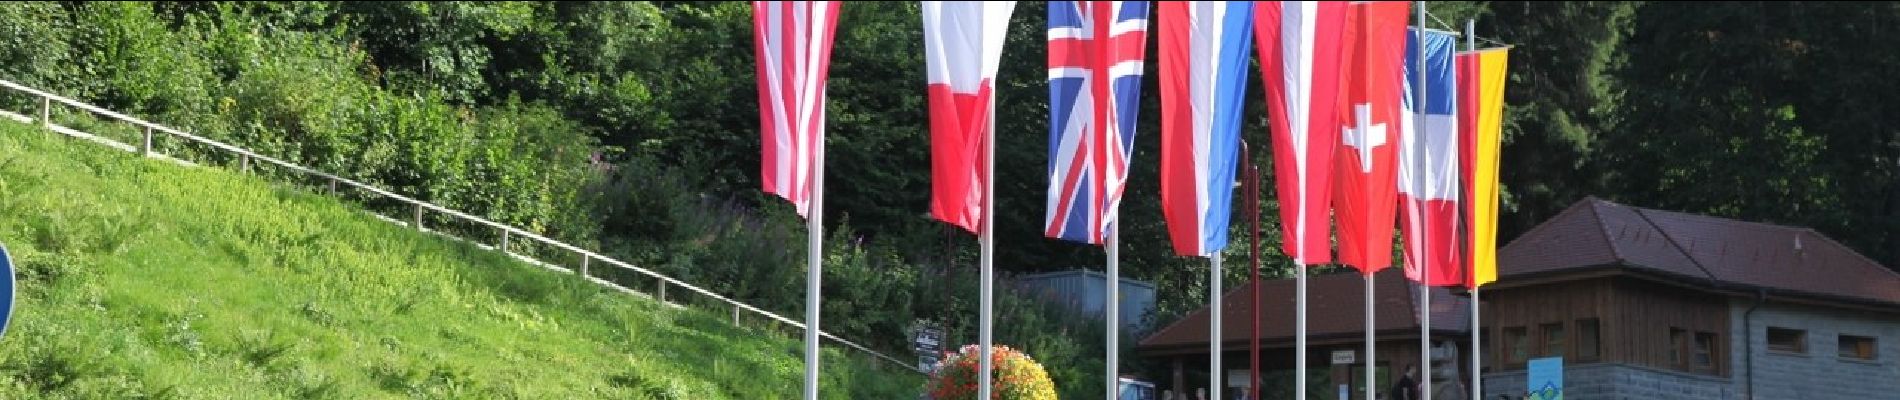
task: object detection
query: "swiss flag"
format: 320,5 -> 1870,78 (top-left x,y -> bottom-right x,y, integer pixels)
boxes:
1331,1 -> 1408,274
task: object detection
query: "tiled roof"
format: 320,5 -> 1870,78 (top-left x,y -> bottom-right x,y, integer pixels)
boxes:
1136,268 -> 1470,353
1497,197 -> 1900,306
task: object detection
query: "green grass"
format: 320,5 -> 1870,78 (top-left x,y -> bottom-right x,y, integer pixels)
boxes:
0,123 -> 922,399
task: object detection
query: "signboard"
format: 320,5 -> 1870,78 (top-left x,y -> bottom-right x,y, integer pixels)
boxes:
913,323 -> 944,372
1527,356 -> 1563,400
1331,350 -> 1355,365
0,243 -> 13,340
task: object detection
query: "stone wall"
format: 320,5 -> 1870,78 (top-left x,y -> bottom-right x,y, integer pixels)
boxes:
1482,362 -> 1733,400
1731,301 -> 1900,400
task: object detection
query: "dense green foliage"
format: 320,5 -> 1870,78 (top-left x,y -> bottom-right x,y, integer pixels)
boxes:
0,125 -> 919,399
2,1 -> 1898,397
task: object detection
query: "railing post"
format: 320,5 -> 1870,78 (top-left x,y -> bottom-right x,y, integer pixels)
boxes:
39,96 -> 50,128
732,304 -> 741,325
413,203 -> 424,230
658,280 -> 667,303
240,154 -> 251,173
500,229 -> 511,253
141,126 -> 153,156
579,253 -> 589,277
328,178 -> 338,195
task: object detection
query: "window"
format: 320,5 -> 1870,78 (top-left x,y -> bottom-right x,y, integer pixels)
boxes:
1839,335 -> 1878,361
1541,322 -> 1567,357
1693,332 -> 1718,372
1504,326 -> 1529,364
1669,328 -> 1688,367
1577,318 -> 1601,360
1767,327 -> 1806,354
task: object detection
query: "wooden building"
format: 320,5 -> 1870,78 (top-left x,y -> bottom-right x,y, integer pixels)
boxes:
1135,197 -> 1900,399
1480,198 -> 1900,399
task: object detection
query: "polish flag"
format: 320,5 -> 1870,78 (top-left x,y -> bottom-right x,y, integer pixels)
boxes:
924,1 -> 1017,233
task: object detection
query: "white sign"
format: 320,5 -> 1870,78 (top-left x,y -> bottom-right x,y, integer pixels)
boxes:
1331,350 -> 1356,365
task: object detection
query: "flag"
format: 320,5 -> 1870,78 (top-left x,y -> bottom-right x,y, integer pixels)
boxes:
925,1 -> 1017,233
755,1 -> 842,217
1256,1 -> 1349,265
1158,1 -> 1251,257
1399,27 -> 1461,286
1459,47 -> 1508,288
1330,1 -> 1407,274
1046,1 -> 1151,244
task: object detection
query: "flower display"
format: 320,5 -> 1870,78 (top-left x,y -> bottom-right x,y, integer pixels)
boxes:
924,344 -> 1058,400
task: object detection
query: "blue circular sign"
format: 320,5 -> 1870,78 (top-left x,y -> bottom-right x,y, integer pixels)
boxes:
0,243 -> 13,340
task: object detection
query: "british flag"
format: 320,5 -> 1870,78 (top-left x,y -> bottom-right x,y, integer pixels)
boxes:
1045,1 -> 1150,244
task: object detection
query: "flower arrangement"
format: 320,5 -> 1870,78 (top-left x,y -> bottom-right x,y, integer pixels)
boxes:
924,344 -> 1058,400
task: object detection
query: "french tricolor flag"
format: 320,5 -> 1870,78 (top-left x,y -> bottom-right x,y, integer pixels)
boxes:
1399,28 -> 1463,286
1158,1 -> 1252,257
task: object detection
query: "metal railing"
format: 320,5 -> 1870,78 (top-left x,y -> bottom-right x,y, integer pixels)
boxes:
0,78 -> 918,373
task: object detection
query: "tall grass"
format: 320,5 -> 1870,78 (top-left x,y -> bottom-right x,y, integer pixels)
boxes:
0,124 -> 920,399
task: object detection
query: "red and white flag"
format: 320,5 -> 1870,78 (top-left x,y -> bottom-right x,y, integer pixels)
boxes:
1256,1 -> 1350,265
754,1 -> 842,217
925,1 -> 1017,233
1330,0 -> 1407,274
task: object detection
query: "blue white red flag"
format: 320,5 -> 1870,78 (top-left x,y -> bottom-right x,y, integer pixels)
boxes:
1158,1 -> 1251,257
1399,27 -> 1463,286
1045,1 -> 1150,244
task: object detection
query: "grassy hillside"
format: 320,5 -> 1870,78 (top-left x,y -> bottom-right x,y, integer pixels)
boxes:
0,123 -> 920,399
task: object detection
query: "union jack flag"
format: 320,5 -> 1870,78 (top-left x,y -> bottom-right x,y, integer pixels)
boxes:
1045,1 -> 1150,244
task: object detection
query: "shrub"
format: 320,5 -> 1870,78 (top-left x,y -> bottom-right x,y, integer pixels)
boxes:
925,344 -> 1057,400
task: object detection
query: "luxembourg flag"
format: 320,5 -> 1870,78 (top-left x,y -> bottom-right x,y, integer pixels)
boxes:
1399,27 -> 1463,286
1158,1 -> 1252,257
924,1 -> 1017,234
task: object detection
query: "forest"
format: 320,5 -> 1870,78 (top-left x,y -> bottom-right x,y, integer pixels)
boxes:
1,2 -> 1895,397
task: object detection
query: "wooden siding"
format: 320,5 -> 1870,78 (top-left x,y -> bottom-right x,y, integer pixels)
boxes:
1606,277 -> 1730,376
1484,277 -> 1612,371
1484,276 -> 1732,377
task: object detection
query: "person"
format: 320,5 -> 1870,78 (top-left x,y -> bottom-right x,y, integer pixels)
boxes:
1389,364 -> 1420,400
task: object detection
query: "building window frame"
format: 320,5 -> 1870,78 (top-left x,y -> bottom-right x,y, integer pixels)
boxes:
1839,334 -> 1878,361
1693,331 -> 1719,374
1669,327 -> 1688,369
1503,326 -> 1529,367
1540,321 -> 1566,358
1576,318 -> 1601,361
1766,327 -> 1806,355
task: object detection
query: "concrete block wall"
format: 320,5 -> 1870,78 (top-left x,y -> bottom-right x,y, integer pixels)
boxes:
1730,301 -> 1900,400
1483,363 -> 1731,400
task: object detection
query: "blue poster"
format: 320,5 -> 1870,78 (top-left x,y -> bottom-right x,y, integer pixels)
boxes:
0,243 -> 13,340
1528,356 -> 1563,400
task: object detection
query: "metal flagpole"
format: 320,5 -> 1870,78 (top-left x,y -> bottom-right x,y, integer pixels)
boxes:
803,99 -> 825,400
1296,265 -> 1307,400
1366,273 -> 1377,400
1417,3 -> 1433,400
1466,18 -> 1482,400
1108,225 -> 1120,400
1247,143 -> 1262,399
1210,254 -> 1224,398
978,82 -> 997,400
1466,19 -> 1481,400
